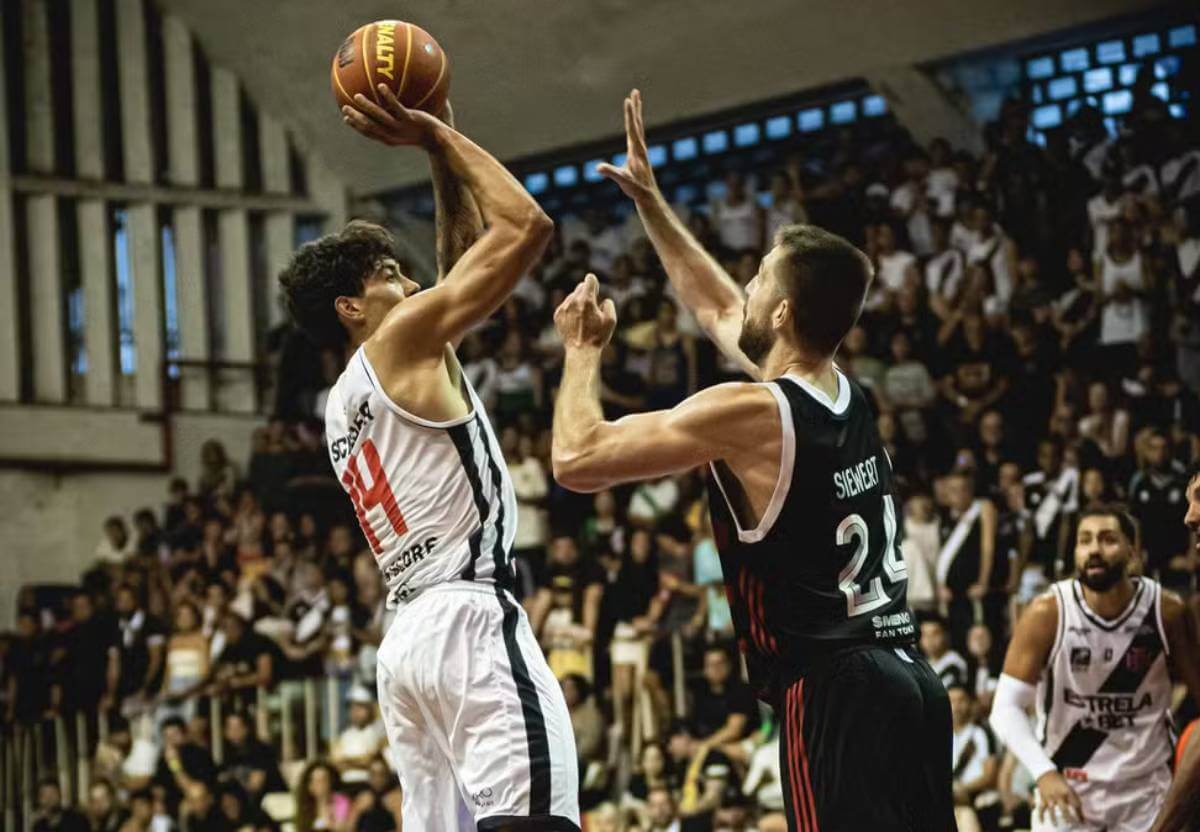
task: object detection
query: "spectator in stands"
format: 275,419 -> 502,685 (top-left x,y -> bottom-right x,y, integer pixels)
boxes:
532,535 -> 604,680
883,330 -> 937,447
509,430 -> 550,598
688,645 -> 757,747
85,779 -> 126,832
97,516 -> 136,565
711,171 -> 763,253
764,171 -> 807,243
901,494 -> 941,614
1129,426 -> 1192,588
936,470 -> 997,646
114,584 -> 167,710
197,440 -> 238,501
219,711 -> 285,804
33,777 -> 89,832
331,687 -> 387,790
116,789 -> 155,832
562,673 -> 605,786
215,780 -> 277,831
278,560 -> 330,678
1097,217 -> 1152,377
643,785 -> 681,832
294,761 -> 352,832
1018,437 -> 1079,589
919,616 -> 967,688
948,684 -> 999,832
1078,380 -> 1131,467
637,300 -> 697,409
55,589 -> 119,723
209,613 -> 276,708
348,756 -> 403,832
871,222 -> 920,298
152,717 -> 216,817
5,609 -> 52,723
180,781 -> 223,832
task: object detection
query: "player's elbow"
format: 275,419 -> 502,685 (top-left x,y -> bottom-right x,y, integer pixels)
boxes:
551,447 -> 605,493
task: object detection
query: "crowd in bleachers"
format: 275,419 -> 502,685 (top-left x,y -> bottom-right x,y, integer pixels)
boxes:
4,87 -> 1200,832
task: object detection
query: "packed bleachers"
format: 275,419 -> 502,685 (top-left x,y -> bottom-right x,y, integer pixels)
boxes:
4,81 -> 1200,832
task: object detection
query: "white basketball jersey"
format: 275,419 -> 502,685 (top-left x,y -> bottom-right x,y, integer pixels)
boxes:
325,347 -> 518,607
1036,577 -> 1174,784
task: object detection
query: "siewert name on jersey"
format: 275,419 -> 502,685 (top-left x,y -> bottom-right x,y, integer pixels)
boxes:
833,454 -> 880,500
330,401 -> 374,463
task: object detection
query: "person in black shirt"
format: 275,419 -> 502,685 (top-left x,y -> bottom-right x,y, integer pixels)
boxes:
210,612 -> 278,711
83,780 -> 126,832
152,717 -> 217,816
180,781 -> 226,832
217,780 -> 280,832
32,778 -> 89,832
688,645 -> 758,744
219,711 -> 286,803
1129,427 -> 1192,588
5,610 -> 53,723
55,591 -> 118,722
351,757 -> 404,832
113,584 -> 166,705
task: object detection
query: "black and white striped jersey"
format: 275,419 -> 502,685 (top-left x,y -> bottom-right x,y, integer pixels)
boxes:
1037,577 -> 1173,784
325,347 -> 517,607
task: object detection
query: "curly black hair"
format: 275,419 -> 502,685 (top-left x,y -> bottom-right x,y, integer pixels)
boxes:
277,220 -> 399,347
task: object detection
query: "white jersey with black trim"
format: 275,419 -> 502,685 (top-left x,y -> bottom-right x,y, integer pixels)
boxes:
324,346 -> 518,607
1036,577 -> 1173,784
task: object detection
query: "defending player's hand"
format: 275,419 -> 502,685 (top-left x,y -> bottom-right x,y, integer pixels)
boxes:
596,90 -> 659,203
342,84 -> 442,148
554,274 -> 617,351
1035,770 -> 1084,825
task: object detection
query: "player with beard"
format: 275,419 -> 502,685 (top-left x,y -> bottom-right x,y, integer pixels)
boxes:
551,90 -> 954,831
991,505 -> 1200,832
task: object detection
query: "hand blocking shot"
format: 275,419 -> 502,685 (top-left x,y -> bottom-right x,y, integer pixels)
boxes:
550,91 -> 956,832
280,80 -> 579,831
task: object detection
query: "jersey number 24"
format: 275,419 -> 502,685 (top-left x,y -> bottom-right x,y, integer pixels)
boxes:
836,495 -> 907,617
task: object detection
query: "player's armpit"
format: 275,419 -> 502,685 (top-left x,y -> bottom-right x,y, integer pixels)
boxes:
552,382 -> 776,493
1001,591 -> 1060,684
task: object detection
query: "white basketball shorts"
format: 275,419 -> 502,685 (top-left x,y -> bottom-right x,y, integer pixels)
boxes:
1031,766 -> 1170,832
376,580 -> 580,831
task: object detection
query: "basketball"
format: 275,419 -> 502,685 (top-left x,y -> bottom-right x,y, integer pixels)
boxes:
331,20 -> 450,115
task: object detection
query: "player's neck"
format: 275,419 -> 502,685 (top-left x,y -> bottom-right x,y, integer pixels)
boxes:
766,348 -> 836,394
1082,577 -> 1136,620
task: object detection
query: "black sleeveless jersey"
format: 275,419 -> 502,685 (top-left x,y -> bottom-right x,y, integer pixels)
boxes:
706,372 -> 915,699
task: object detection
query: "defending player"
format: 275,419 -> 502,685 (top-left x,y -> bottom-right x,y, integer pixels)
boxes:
551,90 -> 954,831
990,505 -> 1200,832
1151,468 -> 1200,832
280,90 -> 579,831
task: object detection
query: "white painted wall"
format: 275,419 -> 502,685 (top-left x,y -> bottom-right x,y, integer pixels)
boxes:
0,412 -> 265,626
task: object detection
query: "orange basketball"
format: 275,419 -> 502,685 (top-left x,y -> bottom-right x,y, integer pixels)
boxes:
331,21 -> 450,116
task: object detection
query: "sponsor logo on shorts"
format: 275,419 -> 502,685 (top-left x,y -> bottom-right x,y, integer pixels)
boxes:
472,787 -> 494,809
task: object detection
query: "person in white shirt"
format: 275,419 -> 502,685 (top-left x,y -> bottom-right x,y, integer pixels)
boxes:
890,151 -> 936,255
872,223 -> 920,295
1096,218 -> 1151,376
1086,173 -> 1127,260
711,171 -> 763,253
902,495 -> 942,614
926,220 -> 966,315
927,138 -> 961,219
96,516 -> 136,564
965,204 -> 1017,309
764,171 -> 807,245
949,684 -> 999,832
1171,207 -> 1200,396
331,686 -> 387,786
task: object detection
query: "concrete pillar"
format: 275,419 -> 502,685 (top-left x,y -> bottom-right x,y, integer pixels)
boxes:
0,10 -> 21,400
28,195 -> 66,403
863,66 -> 985,156
173,206 -> 209,409
116,0 -> 154,184
307,155 -> 347,231
163,15 -> 199,187
78,200 -> 116,406
218,210 -> 256,412
127,204 -> 162,409
71,0 -> 105,179
259,112 -> 289,195
212,67 -> 243,189
23,0 -> 54,173
263,213 -> 293,328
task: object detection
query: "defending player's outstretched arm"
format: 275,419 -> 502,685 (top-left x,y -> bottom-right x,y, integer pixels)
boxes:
550,275 -> 775,493
343,86 -> 552,357
597,91 -> 761,380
